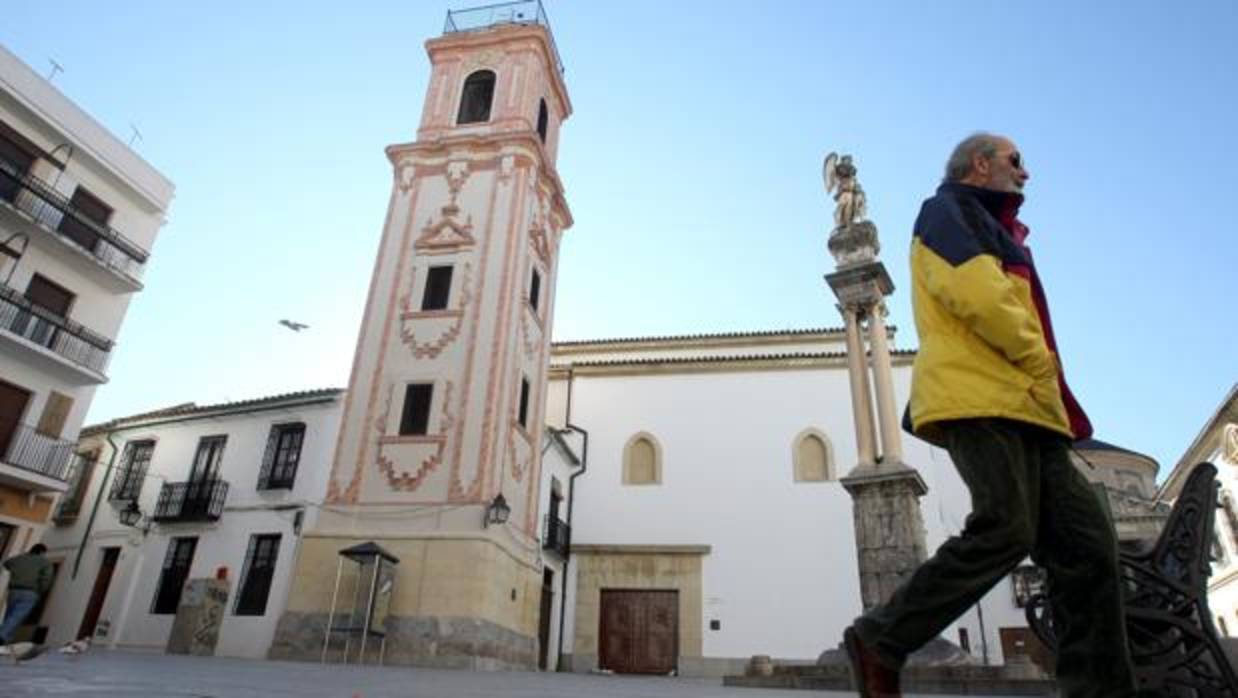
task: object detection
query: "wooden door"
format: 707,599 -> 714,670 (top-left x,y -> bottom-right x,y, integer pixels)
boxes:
599,589 -> 678,675
78,547 -> 120,640
0,380 -> 31,458
538,569 -> 554,670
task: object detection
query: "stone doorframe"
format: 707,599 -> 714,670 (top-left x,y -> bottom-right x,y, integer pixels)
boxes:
568,544 -> 709,673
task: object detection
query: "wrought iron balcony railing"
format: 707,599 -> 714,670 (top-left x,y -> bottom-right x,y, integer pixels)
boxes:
151,479 -> 229,523
0,159 -> 149,280
1,421 -> 76,481
542,514 -> 570,558
444,0 -> 564,75
0,284 -> 112,375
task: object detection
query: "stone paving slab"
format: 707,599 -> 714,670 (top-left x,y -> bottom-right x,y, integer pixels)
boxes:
0,650 -> 988,698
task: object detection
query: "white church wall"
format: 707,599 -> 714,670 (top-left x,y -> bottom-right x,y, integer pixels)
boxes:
553,357 -> 1000,665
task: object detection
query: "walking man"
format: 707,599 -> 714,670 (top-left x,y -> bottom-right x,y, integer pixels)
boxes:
843,133 -> 1136,698
1,543 -> 53,650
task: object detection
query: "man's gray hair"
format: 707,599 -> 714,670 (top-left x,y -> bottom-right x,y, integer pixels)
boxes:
944,133 -> 1001,182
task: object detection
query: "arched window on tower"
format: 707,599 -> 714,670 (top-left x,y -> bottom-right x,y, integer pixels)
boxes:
536,98 -> 548,143
792,428 -> 834,482
623,432 -> 662,485
457,70 -> 497,125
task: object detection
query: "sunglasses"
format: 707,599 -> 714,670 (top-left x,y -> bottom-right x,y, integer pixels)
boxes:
1008,152 -> 1024,169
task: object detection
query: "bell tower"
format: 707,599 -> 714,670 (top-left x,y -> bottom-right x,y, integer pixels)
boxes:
273,4 -> 572,670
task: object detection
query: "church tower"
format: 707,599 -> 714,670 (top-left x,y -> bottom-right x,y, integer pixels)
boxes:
273,5 -> 572,669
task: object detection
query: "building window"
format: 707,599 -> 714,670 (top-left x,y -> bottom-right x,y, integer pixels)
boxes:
1011,565 -> 1047,607
152,537 -> 198,614
21,274 -> 74,349
536,98 -> 548,143
58,186 -> 111,253
421,265 -> 453,311
529,268 -> 542,312
518,377 -> 530,429
36,391 -> 73,439
793,429 -> 833,482
0,123 -> 36,203
56,451 -> 98,523
400,384 -> 433,436
622,432 -> 662,485
0,522 -> 15,558
110,440 -> 155,501
1221,493 -> 1238,553
457,70 -> 496,125
189,436 -> 227,483
258,423 -> 305,490
1212,532 -> 1228,566
235,534 -> 281,616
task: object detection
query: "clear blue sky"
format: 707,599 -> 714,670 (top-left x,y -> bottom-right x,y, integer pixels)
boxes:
4,1 -> 1235,477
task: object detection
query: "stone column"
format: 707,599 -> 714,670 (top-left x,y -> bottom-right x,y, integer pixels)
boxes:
866,301 -> 903,465
825,213 -> 930,612
842,305 -> 877,467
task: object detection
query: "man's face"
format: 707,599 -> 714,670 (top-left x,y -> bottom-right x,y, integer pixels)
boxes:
973,138 -> 1029,193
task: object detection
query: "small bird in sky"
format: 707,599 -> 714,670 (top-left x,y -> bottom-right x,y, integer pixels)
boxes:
279,319 -> 309,332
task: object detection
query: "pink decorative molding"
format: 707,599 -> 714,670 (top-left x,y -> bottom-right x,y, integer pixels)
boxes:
399,263 -> 472,359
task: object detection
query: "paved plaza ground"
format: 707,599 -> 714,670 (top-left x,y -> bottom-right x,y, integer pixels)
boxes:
0,650 -> 989,698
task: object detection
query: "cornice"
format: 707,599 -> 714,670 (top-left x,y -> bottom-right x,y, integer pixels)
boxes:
387,132 -> 572,229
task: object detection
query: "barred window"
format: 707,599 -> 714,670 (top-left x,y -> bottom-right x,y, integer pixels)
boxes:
110,440 -> 154,501
151,537 -> 197,614
234,534 -> 281,616
258,423 -> 305,490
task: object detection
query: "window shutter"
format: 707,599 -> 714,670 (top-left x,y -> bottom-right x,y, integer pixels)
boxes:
257,426 -> 279,489
37,391 -> 73,438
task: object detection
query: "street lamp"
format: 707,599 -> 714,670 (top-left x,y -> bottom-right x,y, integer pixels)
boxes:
483,493 -> 510,527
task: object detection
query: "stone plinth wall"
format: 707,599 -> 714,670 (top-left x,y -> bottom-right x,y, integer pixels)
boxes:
270,611 -> 536,669
271,534 -> 541,669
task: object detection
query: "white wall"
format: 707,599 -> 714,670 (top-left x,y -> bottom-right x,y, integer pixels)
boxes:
39,394 -> 340,657
552,359 -> 998,663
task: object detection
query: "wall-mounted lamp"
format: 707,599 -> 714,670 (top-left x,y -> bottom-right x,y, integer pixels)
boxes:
483,493 -> 511,528
118,500 -> 152,535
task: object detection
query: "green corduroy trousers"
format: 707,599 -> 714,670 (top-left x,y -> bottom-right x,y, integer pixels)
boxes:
854,418 -> 1136,698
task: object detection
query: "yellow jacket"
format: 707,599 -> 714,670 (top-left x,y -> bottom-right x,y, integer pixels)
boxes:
906,183 -> 1092,445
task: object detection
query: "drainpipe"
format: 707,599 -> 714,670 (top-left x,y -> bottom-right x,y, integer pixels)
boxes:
555,365 -> 588,672
71,430 -> 123,579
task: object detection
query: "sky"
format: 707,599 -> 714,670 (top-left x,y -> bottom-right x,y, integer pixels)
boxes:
2,1 -> 1235,477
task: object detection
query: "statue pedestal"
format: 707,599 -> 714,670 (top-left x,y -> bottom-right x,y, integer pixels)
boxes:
840,463 -> 928,611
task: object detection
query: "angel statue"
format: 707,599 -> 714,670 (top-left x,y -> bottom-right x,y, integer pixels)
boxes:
823,152 -> 868,229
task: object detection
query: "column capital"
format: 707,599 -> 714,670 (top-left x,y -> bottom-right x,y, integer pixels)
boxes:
840,461 -> 928,496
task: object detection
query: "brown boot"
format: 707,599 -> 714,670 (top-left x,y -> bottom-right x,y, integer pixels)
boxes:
844,626 -> 902,698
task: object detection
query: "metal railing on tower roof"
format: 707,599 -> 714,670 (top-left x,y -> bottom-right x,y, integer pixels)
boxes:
443,0 -> 565,76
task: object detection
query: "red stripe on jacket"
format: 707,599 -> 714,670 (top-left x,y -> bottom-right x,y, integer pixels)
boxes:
997,206 -> 1093,441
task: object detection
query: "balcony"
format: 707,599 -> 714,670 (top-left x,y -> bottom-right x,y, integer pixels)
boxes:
150,479 -> 229,523
444,0 -> 564,75
0,422 -> 75,493
0,159 -> 149,290
0,283 -> 111,382
542,514 -> 570,558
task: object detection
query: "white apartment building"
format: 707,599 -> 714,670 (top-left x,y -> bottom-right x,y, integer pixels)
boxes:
0,44 -> 173,642
39,389 -> 342,656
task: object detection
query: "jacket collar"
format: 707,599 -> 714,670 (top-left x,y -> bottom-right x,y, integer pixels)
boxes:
938,182 -> 1027,241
